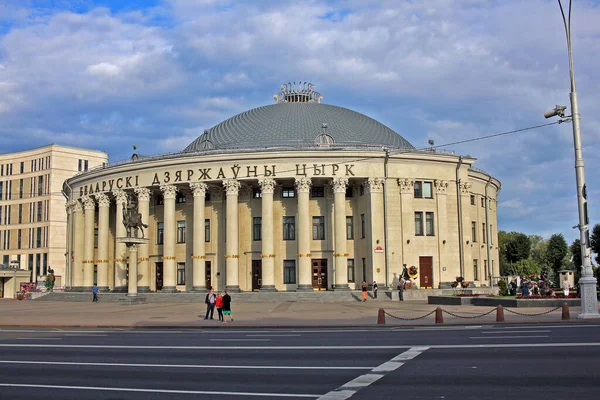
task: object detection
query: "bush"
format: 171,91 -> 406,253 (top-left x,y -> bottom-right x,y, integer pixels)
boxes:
497,279 -> 508,296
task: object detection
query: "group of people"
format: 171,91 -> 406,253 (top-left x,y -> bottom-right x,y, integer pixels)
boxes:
361,281 -> 378,301
203,288 -> 233,323
507,275 -> 572,297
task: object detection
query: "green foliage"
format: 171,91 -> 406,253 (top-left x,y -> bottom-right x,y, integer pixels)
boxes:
591,223 -> 600,265
497,279 -> 508,296
570,239 -> 582,276
546,233 -> 568,275
530,235 -> 547,267
505,232 -> 531,263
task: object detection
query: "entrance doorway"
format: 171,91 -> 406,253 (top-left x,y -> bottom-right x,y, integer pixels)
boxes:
252,260 -> 262,291
205,261 -> 212,289
311,259 -> 328,290
155,262 -> 163,291
419,256 -> 433,289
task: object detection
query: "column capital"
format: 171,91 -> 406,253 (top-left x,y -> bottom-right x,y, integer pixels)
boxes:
189,182 -> 208,197
74,200 -> 84,213
223,179 -> 240,196
160,184 -> 178,199
331,177 -> 348,193
135,187 -> 152,202
112,189 -> 128,205
65,200 -> 77,213
435,180 -> 448,194
81,195 -> 96,210
398,178 -> 414,194
258,178 -> 276,195
366,178 -> 384,193
294,177 -> 312,193
460,182 -> 472,195
95,193 -> 110,207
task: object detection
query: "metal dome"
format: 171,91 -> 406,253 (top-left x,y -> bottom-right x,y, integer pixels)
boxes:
183,102 -> 414,153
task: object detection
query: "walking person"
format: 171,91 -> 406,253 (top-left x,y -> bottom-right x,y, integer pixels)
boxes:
222,289 -> 234,322
92,284 -> 99,303
215,291 -> 224,322
204,288 -> 216,320
372,281 -> 378,299
361,281 -> 368,302
562,276 -> 570,297
397,279 -> 405,301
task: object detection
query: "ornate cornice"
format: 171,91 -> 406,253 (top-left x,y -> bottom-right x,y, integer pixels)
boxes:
366,178 -> 383,193
332,177 -> 349,194
189,182 -> 208,197
112,189 -> 128,205
398,178 -> 414,194
294,177 -> 312,193
434,180 -> 448,194
160,184 -> 178,199
223,179 -> 240,196
258,178 -> 276,195
81,195 -> 96,210
135,187 -> 152,202
95,193 -> 110,207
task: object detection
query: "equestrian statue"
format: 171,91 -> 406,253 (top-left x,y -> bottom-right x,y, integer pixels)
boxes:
122,198 -> 148,239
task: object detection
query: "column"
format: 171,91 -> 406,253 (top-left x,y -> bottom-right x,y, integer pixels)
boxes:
332,177 -> 350,290
64,201 -> 74,288
367,178 -> 385,287
112,189 -> 128,292
460,182 -> 472,280
398,179 -> 414,269
223,179 -> 240,292
160,185 -> 178,292
190,183 -> 208,292
435,180 -> 449,286
127,244 -> 139,296
295,177 -> 312,291
72,200 -> 85,290
259,178 -> 276,291
135,187 -> 151,292
95,193 -> 110,290
81,195 -> 96,289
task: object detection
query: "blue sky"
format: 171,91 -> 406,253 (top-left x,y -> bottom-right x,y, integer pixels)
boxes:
1,0 -> 599,246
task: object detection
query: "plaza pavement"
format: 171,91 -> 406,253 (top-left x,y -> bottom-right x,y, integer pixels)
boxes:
0,297 -> 593,328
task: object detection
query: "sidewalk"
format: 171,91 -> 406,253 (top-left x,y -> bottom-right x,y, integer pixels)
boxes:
0,299 -> 592,328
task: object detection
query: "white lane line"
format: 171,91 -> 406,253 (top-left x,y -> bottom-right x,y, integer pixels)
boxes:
0,360 -> 371,370
246,335 -> 302,337
479,331 -> 551,334
470,336 -> 549,339
64,334 -> 108,337
15,338 -> 62,340
317,346 -> 429,400
0,383 -> 320,398
209,339 -> 270,342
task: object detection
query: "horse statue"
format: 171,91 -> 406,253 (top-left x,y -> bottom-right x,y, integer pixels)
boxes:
122,200 -> 148,239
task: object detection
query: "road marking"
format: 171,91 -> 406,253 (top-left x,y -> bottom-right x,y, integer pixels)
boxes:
317,347 -> 429,400
0,360 -> 371,370
479,330 -> 551,334
15,338 -> 62,340
0,383 -> 320,398
246,334 -> 302,337
209,339 -> 271,342
470,336 -> 549,339
64,334 -> 108,337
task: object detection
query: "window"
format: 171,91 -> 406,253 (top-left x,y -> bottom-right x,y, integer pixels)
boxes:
414,181 -> 422,198
361,214 -> 365,238
78,159 -> 82,171
311,186 -> 324,198
346,216 -> 354,240
362,258 -> 367,281
37,201 -> 43,222
38,176 -> 43,195
283,260 -> 296,284
20,162 -> 24,174
423,182 -> 433,198
253,217 -> 262,241
474,259 -> 479,280
17,229 -> 21,249
490,225 -> 493,244
18,204 -> 22,224
252,188 -> 262,199
360,184 -> 365,196
312,216 -> 325,240
482,223 -> 486,243
345,186 -> 353,198
157,222 -> 164,244
415,212 -> 424,236
484,260 -> 488,279
177,221 -> 186,243
481,197 -> 485,207
471,221 -> 477,242
155,195 -> 164,206
470,195 -> 475,206
347,259 -> 355,283
426,212 -> 435,236
283,216 -> 295,240
282,187 -> 295,198
414,181 -> 433,199
176,193 -> 187,203
84,160 -> 88,171
205,219 -> 210,242
36,227 -> 42,248
0,182 -> 2,200
19,179 -> 23,199
177,263 -> 186,285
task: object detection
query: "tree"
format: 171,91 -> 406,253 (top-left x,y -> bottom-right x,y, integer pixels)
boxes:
505,233 -> 531,264
591,223 -> 600,265
570,239 -> 582,278
546,233 -> 568,275
530,235 -> 548,268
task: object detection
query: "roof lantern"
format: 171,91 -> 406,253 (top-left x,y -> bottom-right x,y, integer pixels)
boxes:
273,81 -> 323,104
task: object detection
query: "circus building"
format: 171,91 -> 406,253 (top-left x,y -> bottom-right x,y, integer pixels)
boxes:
62,83 -> 501,294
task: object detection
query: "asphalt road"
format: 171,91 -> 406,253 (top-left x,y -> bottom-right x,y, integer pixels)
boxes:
0,324 -> 599,399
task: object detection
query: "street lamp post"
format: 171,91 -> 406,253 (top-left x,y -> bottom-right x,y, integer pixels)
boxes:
547,0 -> 599,318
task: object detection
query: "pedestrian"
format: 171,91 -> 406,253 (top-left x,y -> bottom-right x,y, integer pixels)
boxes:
521,278 -> 530,296
397,279 -> 405,301
532,282 -> 540,296
92,283 -> 99,303
222,289 -> 234,322
215,291 -> 224,322
562,276 -> 570,297
372,281 -> 378,299
204,288 -> 216,320
361,281 -> 368,302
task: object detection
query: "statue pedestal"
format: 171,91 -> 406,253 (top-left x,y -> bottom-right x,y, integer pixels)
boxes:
117,237 -> 149,297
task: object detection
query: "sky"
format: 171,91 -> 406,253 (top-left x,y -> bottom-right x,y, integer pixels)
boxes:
1,0 -> 599,246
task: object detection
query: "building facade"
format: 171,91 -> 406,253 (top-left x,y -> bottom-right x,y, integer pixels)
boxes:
62,84 -> 500,293
0,144 -> 107,295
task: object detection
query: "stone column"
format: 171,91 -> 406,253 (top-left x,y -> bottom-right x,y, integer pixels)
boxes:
435,180 -> 449,286
95,193 -> 110,290
81,195 -> 96,289
259,178 -> 276,291
223,179 -> 240,292
160,185 -> 178,292
135,187 -> 151,292
112,190 -> 128,292
295,177 -> 312,291
64,201 -> 74,288
332,177 -> 350,290
72,200 -> 85,290
367,178 -> 385,287
190,182 -> 208,292
127,244 -> 139,296
398,179 -> 414,268
460,182 -> 473,280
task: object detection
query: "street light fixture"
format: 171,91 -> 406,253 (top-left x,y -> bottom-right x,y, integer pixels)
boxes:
545,0 -> 599,318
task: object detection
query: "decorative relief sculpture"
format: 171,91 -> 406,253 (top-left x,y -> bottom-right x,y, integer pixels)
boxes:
122,195 -> 148,239
160,184 -> 178,199
434,180 -> 448,194
113,189 -> 128,205
332,177 -> 349,193
189,182 -> 208,197
95,193 -> 110,207
135,187 -> 152,202
294,177 -> 312,192
258,178 -> 276,194
81,195 -> 96,210
398,178 -> 414,194
366,178 -> 383,193
460,182 -> 472,194
222,179 -> 241,196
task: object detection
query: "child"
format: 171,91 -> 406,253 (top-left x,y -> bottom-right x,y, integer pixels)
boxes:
215,291 -> 224,322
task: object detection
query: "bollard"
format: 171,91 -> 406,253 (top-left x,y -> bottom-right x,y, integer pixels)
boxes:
496,305 -> 505,322
562,302 -> 570,320
377,308 -> 386,325
435,307 -> 444,324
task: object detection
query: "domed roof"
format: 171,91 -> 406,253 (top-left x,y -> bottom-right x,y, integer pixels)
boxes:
183,102 -> 415,153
